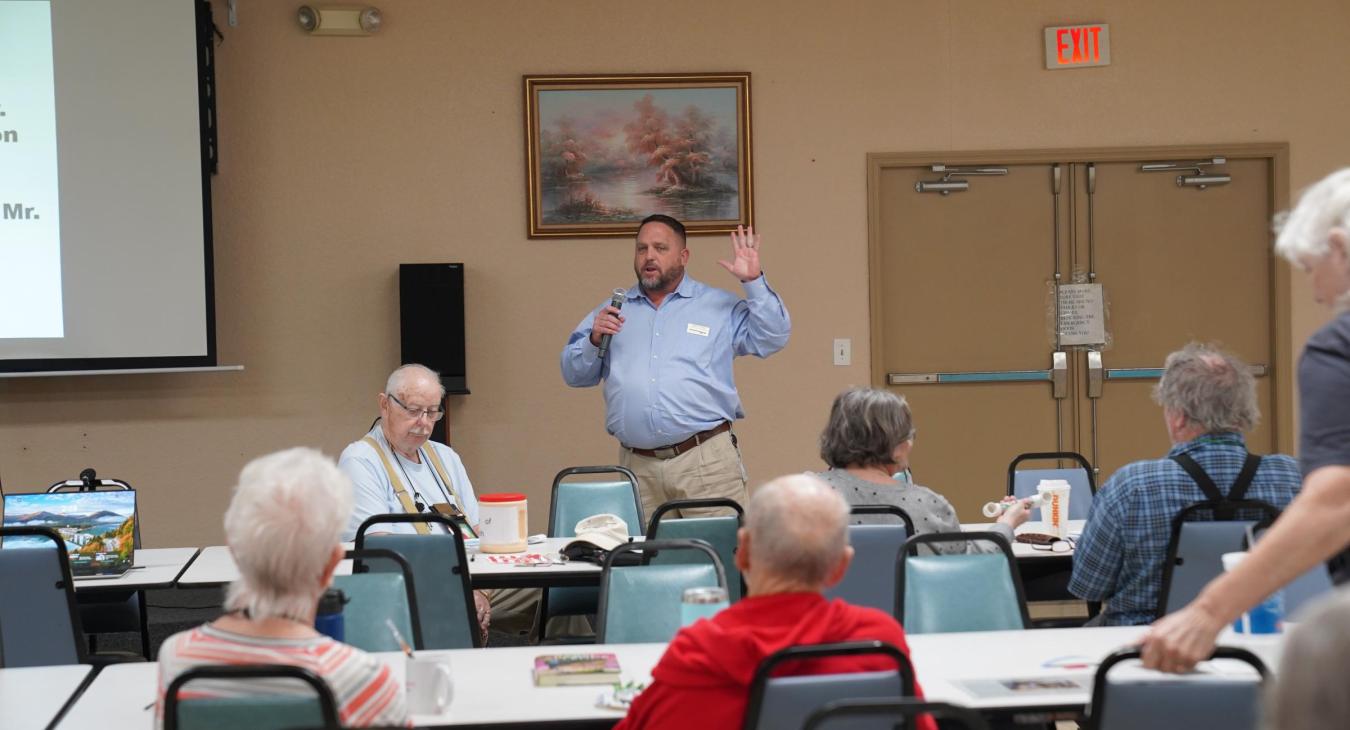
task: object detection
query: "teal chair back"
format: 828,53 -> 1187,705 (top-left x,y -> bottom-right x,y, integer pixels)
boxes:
1157,518 -> 1261,618
825,505 -> 915,615
647,498 -> 743,602
897,532 -> 1030,634
331,548 -> 423,652
596,539 -> 725,644
549,466 -> 645,537
1157,502 -> 1281,618
542,466 -> 644,638
1008,451 -> 1096,521
356,514 -> 480,649
743,641 -> 917,730
1088,647 -> 1267,730
0,527 -> 87,667
163,665 -> 338,730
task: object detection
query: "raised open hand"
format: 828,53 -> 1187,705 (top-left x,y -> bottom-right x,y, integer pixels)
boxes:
718,225 -> 762,282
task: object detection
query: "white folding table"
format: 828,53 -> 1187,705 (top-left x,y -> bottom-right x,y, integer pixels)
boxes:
0,664 -> 93,730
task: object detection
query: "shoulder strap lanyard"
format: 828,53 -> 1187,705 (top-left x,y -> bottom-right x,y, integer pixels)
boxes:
422,445 -> 465,512
361,435 -> 430,535
1169,451 -> 1262,520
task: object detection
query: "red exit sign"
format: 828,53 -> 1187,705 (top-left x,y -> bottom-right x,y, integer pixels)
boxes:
1044,24 -> 1111,69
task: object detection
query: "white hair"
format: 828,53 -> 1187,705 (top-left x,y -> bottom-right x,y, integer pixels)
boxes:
746,474 -> 850,588
385,363 -> 445,399
1265,587 -> 1350,730
1274,168 -> 1350,263
223,447 -> 353,621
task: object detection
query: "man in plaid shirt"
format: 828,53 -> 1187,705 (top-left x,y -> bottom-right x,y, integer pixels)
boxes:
1069,343 -> 1302,626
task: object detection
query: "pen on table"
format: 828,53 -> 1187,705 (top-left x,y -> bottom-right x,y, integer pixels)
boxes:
386,617 -> 414,658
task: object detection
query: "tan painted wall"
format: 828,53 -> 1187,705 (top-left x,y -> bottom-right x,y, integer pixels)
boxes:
2,0 -> 1346,547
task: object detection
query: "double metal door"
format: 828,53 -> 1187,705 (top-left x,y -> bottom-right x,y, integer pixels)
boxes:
868,148 -> 1283,519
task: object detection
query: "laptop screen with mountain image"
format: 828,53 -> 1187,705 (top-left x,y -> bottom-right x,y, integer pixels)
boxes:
2,491 -> 136,578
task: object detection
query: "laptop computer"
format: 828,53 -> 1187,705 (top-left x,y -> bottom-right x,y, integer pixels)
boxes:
2,490 -> 137,579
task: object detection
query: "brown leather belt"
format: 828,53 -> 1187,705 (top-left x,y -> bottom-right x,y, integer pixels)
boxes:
625,421 -> 732,459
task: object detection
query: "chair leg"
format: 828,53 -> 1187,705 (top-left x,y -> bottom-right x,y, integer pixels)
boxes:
138,591 -> 152,659
532,588 -> 550,643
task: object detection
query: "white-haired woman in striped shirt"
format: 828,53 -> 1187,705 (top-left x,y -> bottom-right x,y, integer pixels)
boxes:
155,447 -> 407,727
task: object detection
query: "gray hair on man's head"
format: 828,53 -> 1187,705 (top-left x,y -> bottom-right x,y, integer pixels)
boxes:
1274,167 -> 1350,264
223,447 -> 353,621
385,363 -> 445,399
1265,588 -> 1350,730
745,474 -> 850,589
1152,342 -> 1259,434
819,387 -> 914,470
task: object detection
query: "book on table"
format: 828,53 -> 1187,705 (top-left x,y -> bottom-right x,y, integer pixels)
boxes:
533,653 -> 621,686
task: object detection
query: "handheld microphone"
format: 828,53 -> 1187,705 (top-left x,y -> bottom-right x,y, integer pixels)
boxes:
597,288 -> 626,359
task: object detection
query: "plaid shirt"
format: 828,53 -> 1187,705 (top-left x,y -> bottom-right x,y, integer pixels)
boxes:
1068,433 -> 1301,625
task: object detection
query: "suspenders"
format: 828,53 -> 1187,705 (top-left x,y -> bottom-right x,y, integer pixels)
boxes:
1169,451 -> 1263,521
361,435 -> 465,534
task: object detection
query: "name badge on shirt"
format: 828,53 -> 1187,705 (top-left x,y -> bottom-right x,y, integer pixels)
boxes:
687,323 -> 711,337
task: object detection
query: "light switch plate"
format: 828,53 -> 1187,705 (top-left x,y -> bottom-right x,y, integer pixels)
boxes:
833,338 -> 851,366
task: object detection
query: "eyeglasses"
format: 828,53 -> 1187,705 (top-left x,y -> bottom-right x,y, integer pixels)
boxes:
386,393 -> 445,422
1030,538 -> 1074,553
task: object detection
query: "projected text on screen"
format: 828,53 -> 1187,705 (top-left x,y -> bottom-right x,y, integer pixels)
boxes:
0,0 -> 63,338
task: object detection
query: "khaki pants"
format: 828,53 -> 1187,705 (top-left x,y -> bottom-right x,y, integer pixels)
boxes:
620,430 -> 749,522
486,587 -> 539,638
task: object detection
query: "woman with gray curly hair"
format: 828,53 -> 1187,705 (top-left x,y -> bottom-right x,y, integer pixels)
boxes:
814,386 -> 1029,554
154,447 -> 407,727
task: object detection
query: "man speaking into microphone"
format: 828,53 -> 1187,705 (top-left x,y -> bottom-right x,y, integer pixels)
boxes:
561,214 -> 791,518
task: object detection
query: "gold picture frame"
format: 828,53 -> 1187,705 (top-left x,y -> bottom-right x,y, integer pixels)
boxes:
524,72 -> 753,239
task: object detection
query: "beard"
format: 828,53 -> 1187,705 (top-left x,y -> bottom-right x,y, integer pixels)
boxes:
638,262 -> 684,292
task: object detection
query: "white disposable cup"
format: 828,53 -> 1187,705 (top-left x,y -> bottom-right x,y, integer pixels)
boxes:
1036,480 -> 1072,538
406,654 -> 453,715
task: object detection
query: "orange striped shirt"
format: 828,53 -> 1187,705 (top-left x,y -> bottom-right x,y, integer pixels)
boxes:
155,624 -> 408,728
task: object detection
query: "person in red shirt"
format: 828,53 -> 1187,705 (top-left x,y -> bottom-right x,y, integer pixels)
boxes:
615,473 -> 936,730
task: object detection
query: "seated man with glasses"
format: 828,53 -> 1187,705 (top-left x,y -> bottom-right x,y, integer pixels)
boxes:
339,363 -> 479,541
338,363 -> 493,641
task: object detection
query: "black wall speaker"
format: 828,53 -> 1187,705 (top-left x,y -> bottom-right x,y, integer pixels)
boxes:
399,263 -> 468,395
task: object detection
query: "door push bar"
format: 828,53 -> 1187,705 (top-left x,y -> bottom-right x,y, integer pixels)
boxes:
889,352 -> 1069,400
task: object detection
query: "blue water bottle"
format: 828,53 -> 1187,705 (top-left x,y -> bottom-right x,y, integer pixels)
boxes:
1222,551 -> 1283,634
1237,589 -> 1284,634
315,588 -> 347,641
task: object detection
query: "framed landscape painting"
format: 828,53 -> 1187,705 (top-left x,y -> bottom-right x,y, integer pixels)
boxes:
524,72 -> 753,238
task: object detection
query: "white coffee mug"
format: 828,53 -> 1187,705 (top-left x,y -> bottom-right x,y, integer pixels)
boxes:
406,654 -> 453,715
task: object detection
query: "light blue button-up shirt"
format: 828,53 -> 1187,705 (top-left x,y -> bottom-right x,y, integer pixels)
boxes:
561,274 -> 790,449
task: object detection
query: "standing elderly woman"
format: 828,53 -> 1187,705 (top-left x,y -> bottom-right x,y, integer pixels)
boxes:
814,386 -> 1029,553
1142,168 -> 1350,672
155,448 -> 407,727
